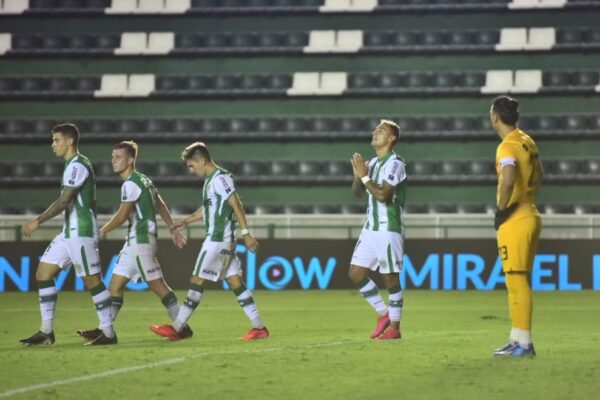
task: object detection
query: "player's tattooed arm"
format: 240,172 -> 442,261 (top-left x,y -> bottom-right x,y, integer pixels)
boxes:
497,164 -> 516,210
99,202 -> 135,238
228,193 -> 259,253
37,188 -> 78,224
22,188 -> 79,237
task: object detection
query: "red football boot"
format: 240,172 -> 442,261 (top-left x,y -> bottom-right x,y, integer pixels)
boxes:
375,326 -> 401,340
240,327 -> 269,341
149,324 -> 181,341
370,313 -> 390,339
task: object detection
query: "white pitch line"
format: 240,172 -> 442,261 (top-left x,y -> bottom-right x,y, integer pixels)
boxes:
0,340 -> 357,398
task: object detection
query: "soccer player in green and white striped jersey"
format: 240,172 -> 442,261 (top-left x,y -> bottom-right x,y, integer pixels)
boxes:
20,123 -> 117,346
150,142 -> 269,341
76,141 -> 191,342
349,120 -> 406,340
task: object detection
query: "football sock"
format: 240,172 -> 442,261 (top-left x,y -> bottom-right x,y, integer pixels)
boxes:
387,285 -> 403,323
233,285 -> 264,329
357,277 -> 388,316
38,280 -> 57,334
173,283 -> 204,332
90,282 -> 115,338
161,291 -> 180,322
506,272 -> 532,347
110,296 -> 123,322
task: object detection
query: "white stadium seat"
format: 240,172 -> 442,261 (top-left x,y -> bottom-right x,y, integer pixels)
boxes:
334,30 -> 363,53
304,31 -> 336,53
287,73 -> 321,96
136,0 -> 164,13
106,0 -> 137,14
0,0 -> 29,14
320,0 -> 377,13
0,33 -> 12,55
125,74 -> 155,97
525,27 -> 556,50
162,0 -> 191,13
146,32 -> 175,54
511,70 -> 542,93
496,28 -> 528,51
319,72 -> 348,95
94,74 -> 128,97
114,32 -> 147,55
481,70 -> 514,94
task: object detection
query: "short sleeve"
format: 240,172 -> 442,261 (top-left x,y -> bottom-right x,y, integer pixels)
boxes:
496,143 -> 518,168
214,174 -> 236,200
382,159 -> 407,187
62,162 -> 89,188
121,181 -> 142,203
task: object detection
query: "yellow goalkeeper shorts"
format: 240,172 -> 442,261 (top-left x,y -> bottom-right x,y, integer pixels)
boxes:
496,215 -> 542,273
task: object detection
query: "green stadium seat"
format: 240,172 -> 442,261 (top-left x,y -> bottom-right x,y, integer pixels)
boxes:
456,204 -> 487,214
340,204 -> 364,214
254,205 -> 284,215
587,28 -> 600,43
313,204 -> 341,214
187,75 -> 215,90
538,115 -> 561,130
422,117 -> 448,131
574,71 -> 599,86
423,31 -> 448,46
449,30 -> 472,46
467,160 -> 495,175
284,205 -> 312,214
556,28 -> 585,44
241,161 -> 266,176
283,32 -> 309,47
429,204 -> 457,214
439,160 -> 464,175
21,78 -> 48,92
96,34 -> 120,49
258,32 -> 283,47
214,75 -> 241,89
450,116 -> 477,131
206,33 -> 231,48
266,74 -> 292,89
391,31 -> 420,46
95,161 -> 114,177
298,161 -> 322,176
326,161 -> 351,176
410,160 -> 436,176
233,32 -> 259,47
69,34 -> 94,49
0,77 -> 18,91
48,77 -> 74,91
41,35 -> 67,49
364,31 -> 392,47
476,30 -> 500,45
270,160 -> 298,176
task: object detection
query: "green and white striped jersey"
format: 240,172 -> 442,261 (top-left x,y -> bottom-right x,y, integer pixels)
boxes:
364,152 -> 407,234
202,168 -> 236,242
121,171 -> 158,245
61,153 -> 98,239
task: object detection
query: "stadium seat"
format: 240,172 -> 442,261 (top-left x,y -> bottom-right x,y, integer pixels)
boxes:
258,32 -> 283,47
439,160 -> 464,175
511,70 -> 542,93
543,70 -> 570,87
467,160 -> 494,175
340,204 -> 364,214
313,204 -> 341,214
94,74 -> 128,97
69,34 -> 94,49
496,28 -> 527,51
326,161 -> 352,176
241,161 -> 266,176
537,115 -> 561,130
526,27 -> 556,50
254,205 -> 284,215
284,204 -> 312,214
574,71 -> 599,86
481,70 -> 513,93
298,161 -> 322,176
456,204 -> 487,214
147,32 -> 175,54
115,32 -> 147,55
364,31 -> 391,47
555,159 -> 580,175
410,160 -> 436,176
269,161 -> 298,176
0,0 -> 29,14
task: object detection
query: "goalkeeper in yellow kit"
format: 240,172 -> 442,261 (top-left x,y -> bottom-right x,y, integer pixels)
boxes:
490,96 -> 542,357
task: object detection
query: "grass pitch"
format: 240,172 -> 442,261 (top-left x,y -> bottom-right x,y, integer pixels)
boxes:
1,290 -> 599,399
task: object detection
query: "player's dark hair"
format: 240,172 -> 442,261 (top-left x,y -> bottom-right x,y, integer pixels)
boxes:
492,96 -> 519,125
380,119 -> 400,145
181,142 -> 212,161
52,123 -> 79,147
114,140 -> 138,159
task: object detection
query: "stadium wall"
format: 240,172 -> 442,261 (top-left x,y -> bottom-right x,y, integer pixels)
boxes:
1,239 -> 599,292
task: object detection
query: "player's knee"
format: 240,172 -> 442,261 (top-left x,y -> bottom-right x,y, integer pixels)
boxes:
82,274 -> 102,289
225,275 -> 243,290
348,266 -> 363,284
148,279 -> 170,297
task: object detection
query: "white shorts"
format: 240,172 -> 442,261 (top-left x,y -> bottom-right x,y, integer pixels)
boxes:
40,233 -> 101,277
112,241 -> 163,283
351,229 -> 404,274
193,240 -> 241,282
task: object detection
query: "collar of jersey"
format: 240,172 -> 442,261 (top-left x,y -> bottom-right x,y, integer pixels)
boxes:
64,153 -> 79,165
206,168 -> 219,180
377,151 -> 395,163
504,128 -> 520,141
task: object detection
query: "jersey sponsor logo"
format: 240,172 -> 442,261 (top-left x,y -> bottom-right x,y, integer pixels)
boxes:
391,162 -> 398,175
219,249 -> 232,255
68,180 -> 75,185
147,266 -> 160,274
71,166 -> 78,180
388,174 -> 395,180
225,187 -> 232,194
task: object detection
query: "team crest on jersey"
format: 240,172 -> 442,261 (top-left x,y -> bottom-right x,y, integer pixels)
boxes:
388,174 -> 394,180
379,259 -> 387,268
69,180 -> 75,185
